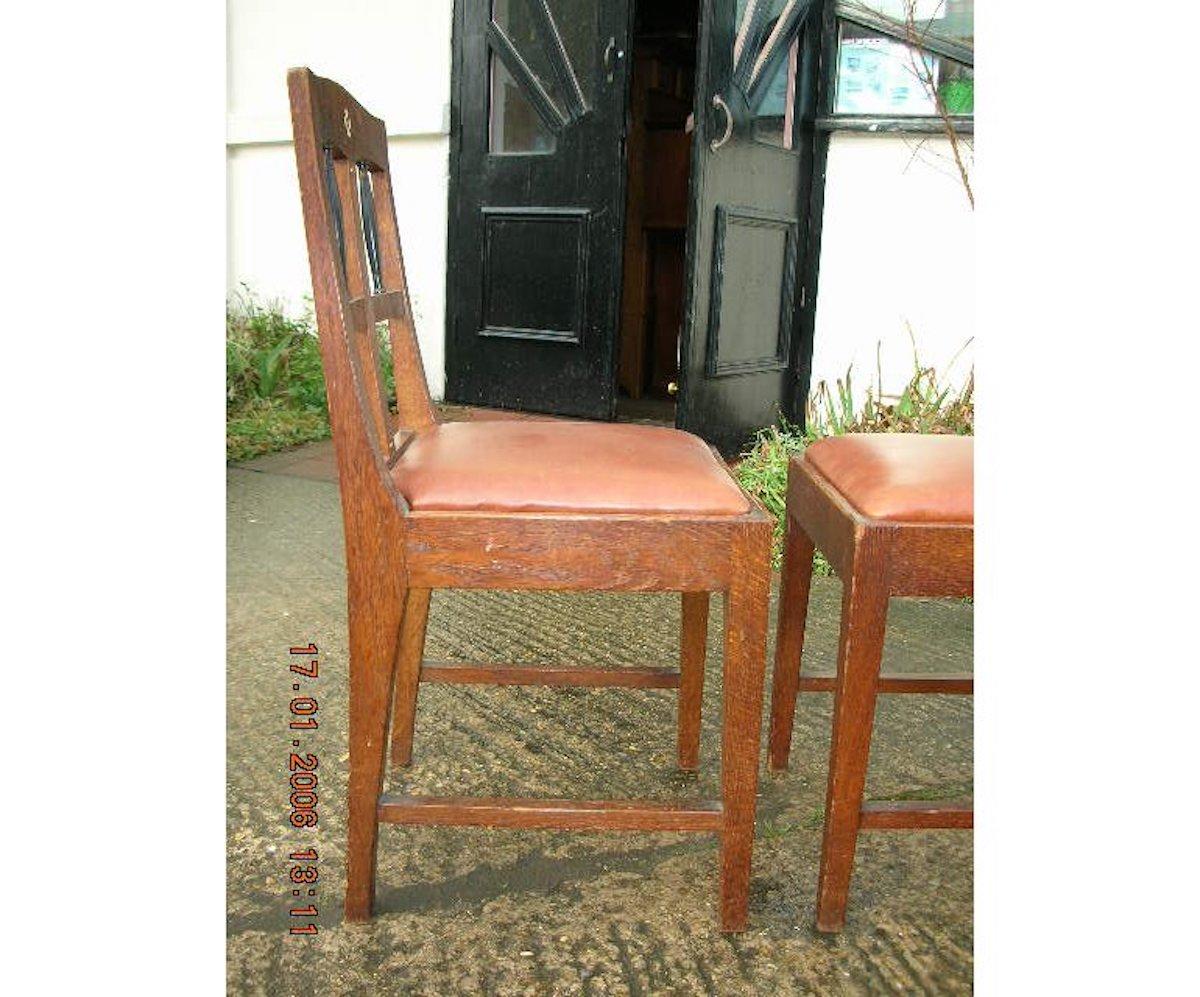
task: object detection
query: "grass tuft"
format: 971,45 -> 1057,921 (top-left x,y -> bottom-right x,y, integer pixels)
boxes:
226,402 -> 331,463
736,335 -> 974,569
226,288 -> 393,461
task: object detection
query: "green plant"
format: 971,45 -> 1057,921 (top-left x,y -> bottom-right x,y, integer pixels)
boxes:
226,288 -> 328,413
226,401 -> 332,463
939,78 -> 974,115
736,335 -> 973,568
226,289 -> 397,461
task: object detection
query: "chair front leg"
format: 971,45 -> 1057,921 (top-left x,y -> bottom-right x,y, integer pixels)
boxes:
767,513 -> 816,770
815,532 -> 890,933
344,576 -> 406,923
718,527 -> 771,931
390,588 -> 432,767
677,591 -> 709,771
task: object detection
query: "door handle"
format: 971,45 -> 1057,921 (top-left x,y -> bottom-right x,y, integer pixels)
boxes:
603,37 -> 624,83
710,95 -> 733,151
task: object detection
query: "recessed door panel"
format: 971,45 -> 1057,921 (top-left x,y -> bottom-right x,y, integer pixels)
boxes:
481,208 -> 587,341
706,205 -> 797,376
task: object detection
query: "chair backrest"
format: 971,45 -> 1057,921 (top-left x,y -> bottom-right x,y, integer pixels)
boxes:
287,69 -> 436,512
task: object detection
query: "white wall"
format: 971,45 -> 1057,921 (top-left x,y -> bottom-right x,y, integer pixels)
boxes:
227,2 -> 974,413
226,0 -> 453,398
811,132 -> 975,405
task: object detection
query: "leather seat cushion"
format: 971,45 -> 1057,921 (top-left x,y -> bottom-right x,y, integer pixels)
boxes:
803,433 -> 973,524
392,421 -> 750,515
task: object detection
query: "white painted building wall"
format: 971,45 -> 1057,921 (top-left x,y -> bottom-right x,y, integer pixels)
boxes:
226,0 -> 454,398
810,132 -> 974,405
227,2 -> 973,411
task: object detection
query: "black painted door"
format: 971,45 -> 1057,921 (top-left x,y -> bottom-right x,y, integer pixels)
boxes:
678,0 -> 818,454
445,0 -> 631,419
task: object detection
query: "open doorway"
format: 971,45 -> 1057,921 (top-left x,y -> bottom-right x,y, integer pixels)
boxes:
614,1 -> 699,425
445,0 -> 814,446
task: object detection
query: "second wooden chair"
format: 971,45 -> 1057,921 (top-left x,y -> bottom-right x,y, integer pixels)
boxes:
767,434 -> 974,932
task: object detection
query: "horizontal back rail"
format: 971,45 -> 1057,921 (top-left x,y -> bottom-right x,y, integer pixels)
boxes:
346,290 -> 411,328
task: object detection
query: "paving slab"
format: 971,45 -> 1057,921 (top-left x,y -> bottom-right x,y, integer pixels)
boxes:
227,455 -> 972,995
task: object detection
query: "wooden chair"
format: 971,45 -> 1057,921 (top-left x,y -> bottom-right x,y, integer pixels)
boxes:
765,434 -> 973,932
286,69 -> 774,932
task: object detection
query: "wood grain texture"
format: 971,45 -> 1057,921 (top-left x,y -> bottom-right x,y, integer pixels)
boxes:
859,801 -> 974,830
888,523 -> 974,596
765,451 -> 974,933
289,68 -> 775,933
718,523 -> 772,931
797,672 -> 974,695
333,157 -> 392,454
815,527 -> 891,933
289,69 -> 413,923
767,516 -> 816,770
419,659 -> 681,688
404,515 -> 742,591
677,592 -> 710,771
784,461 -> 856,578
346,290 -> 411,328
369,169 -> 437,432
343,576 -> 405,922
389,588 -> 431,767
377,796 -> 723,832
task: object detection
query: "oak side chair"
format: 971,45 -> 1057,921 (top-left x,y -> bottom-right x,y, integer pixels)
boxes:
766,434 -> 973,932
287,69 -> 774,932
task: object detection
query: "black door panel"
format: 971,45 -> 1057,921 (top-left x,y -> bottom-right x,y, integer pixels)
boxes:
446,0 -> 631,419
678,0 -> 817,454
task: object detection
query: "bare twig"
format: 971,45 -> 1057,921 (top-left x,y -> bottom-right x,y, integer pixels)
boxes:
902,0 -> 974,208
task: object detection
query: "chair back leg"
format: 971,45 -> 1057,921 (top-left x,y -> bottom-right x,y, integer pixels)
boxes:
677,591 -> 709,771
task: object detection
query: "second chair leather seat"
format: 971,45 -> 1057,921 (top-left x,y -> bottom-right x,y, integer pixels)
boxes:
804,433 -> 973,524
392,421 -> 750,515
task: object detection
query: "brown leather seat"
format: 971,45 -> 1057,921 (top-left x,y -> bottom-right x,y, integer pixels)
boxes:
804,434 -> 973,524
391,421 -> 750,515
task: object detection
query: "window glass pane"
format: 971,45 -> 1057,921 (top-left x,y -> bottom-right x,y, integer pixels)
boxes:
492,0 -> 565,119
489,53 -> 556,153
939,59 -> 973,114
834,22 -> 971,115
840,0 -> 973,48
735,0 -> 787,65
753,35 -> 798,148
544,0 -> 594,108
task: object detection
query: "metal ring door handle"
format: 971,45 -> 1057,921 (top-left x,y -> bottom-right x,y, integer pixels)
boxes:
710,95 -> 733,151
604,37 -> 623,83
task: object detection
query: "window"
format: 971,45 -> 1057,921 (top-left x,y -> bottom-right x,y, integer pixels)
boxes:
832,0 -> 973,122
754,34 -> 800,148
734,0 -> 813,149
486,0 -> 592,154
489,53 -> 556,153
